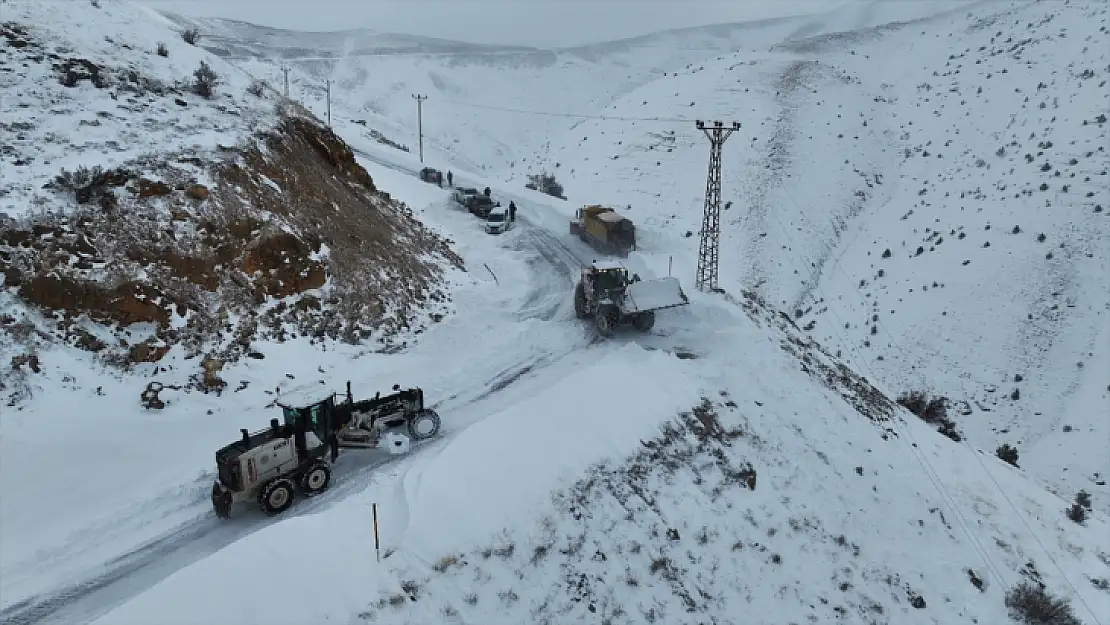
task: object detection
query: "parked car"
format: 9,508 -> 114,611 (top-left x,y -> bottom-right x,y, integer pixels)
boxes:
466,195 -> 498,218
419,167 -> 443,185
485,205 -> 513,234
453,187 -> 479,205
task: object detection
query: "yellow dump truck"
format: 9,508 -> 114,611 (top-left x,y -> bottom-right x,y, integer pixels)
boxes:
568,205 -> 636,257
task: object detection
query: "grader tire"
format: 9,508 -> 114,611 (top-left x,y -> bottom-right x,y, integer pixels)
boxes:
299,461 -> 331,496
408,408 -> 441,440
258,478 -> 295,516
574,282 -> 590,319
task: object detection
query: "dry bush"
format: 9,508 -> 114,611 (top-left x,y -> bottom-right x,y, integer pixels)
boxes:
192,61 -> 219,99
181,28 -> 200,45
1004,581 -> 1082,625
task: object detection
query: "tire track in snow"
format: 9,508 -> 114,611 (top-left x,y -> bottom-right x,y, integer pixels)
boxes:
0,204 -> 593,625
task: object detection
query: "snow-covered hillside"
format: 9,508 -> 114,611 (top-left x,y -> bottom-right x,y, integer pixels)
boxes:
542,0 -> 1110,516
161,1 -> 973,176
2,1 -> 1108,625
0,0 -> 461,404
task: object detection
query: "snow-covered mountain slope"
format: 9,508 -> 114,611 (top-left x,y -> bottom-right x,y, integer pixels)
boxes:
157,1 -> 974,177
92,257 -> 1110,625
4,2 -> 1108,625
0,0 -> 461,405
538,0 -> 1110,515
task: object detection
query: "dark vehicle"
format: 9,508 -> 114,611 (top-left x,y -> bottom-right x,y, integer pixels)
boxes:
419,167 -> 443,185
466,194 -> 500,218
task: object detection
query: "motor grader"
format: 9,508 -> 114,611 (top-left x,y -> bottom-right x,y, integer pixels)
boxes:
574,260 -> 689,336
210,382 -> 441,519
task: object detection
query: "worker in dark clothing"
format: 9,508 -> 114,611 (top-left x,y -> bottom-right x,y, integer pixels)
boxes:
483,186 -> 491,198
509,201 -> 517,222
446,171 -> 453,186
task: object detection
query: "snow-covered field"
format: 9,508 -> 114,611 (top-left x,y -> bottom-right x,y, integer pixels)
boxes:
2,1 -> 1108,624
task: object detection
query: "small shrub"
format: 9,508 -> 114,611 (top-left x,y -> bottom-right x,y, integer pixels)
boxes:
1067,490 -> 1091,524
156,42 -> 168,57
997,443 -> 1020,467
897,390 -> 962,441
192,61 -> 219,99
90,0 -> 100,8
432,554 -> 459,572
1004,581 -> 1082,625
1076,490 -> 1092,510
247,79 -> 267,97
52,165 -> 102,192
181,28 -> 200,45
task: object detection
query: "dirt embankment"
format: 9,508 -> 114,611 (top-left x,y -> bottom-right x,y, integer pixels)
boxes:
1,112 -> 463,369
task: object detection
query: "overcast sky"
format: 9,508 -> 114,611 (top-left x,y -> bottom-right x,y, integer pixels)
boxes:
139,0 -> 859,47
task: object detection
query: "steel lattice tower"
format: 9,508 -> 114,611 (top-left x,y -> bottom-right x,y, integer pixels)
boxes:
695,120 -> 740,292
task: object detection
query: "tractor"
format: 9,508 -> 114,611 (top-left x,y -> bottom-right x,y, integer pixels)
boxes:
210,382 -> 441,519
573,260 -> 690,336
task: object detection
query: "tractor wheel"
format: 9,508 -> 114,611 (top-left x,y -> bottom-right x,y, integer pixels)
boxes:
595,305 -> 619,337
574,282 -> 590,319
258,478 -> 295,516
632,311 -> 655,332
408,408 -> 441,441
299,461 -> 331,496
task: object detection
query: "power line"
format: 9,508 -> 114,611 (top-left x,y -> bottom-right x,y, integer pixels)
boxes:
436,97 -> 692,123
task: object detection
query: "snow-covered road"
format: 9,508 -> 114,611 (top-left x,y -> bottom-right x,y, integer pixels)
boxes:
0,152 -> 642,625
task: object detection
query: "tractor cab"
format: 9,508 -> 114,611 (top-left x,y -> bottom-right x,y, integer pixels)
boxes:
586,260 -> 640,301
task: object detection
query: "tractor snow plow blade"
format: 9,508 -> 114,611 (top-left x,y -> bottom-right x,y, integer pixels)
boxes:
624,277 -> 689,314
211,481 -> 233,519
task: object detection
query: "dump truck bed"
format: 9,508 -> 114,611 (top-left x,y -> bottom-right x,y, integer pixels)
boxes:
623,277 -> 689,313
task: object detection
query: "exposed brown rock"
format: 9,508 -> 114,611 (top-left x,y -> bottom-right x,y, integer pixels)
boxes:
5,111 -> 460,370
163,250 -> 218,291
129,341 -> 170,363
20,274 -> 177,326
185,184 -> 209,201
135,178 -> 171,197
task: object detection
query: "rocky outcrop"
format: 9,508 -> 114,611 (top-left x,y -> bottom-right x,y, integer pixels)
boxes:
1,111 -> 462,368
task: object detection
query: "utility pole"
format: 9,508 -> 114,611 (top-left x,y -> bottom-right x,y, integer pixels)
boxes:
412,94 -> 427,163
325,80 -> 332,127
282,66 -> 289,98
694,120 -> 740,293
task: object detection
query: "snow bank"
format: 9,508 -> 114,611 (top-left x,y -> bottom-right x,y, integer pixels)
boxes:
400,344 -> 704,557
89,499 -> 382,625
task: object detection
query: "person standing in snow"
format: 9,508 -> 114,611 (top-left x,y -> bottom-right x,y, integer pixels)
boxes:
447,170 -> 453,186
509,201 -> 517,222
483,186 -> 491,198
